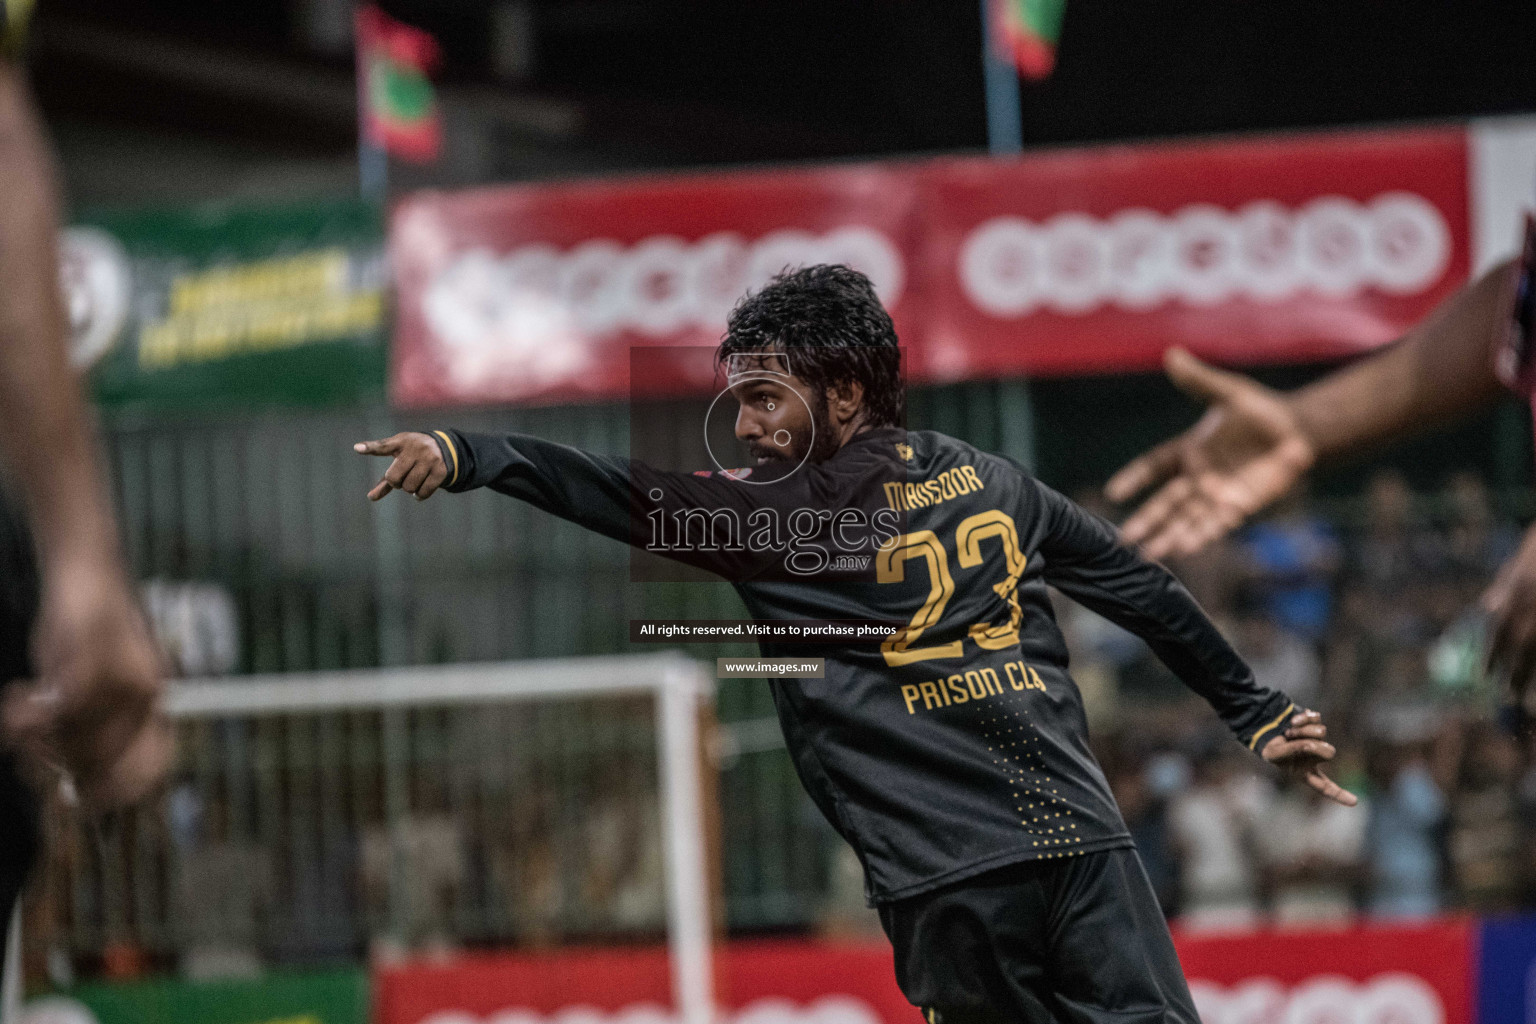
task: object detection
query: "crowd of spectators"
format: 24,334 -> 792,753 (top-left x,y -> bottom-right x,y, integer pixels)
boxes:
27,702 -> 672,986
1066,468 -> 1536,930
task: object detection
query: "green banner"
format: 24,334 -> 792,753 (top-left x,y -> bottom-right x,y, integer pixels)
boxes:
33,968 -> 367,1024
63,199 -> 388,412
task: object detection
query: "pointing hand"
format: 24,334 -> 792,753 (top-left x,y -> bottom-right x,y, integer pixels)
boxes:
354,432 -> 449,501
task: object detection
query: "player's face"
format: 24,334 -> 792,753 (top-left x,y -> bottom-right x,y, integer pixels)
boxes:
732,376 -> 821,464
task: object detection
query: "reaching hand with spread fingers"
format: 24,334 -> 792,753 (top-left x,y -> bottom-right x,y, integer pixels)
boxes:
1104,348 -> 1316,560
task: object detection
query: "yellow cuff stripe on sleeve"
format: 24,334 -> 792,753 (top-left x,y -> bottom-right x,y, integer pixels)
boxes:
1248,702 -> 1296,750
432,430 -> 460,487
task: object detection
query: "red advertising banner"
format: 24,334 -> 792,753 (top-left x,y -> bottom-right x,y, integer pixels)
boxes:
390,127 -> 1471,408
374,922 -> 1474,1024
390,164 -> 921,408
920,128 -> 1470,380
373,940 -> 914,1024
1177,918 -> 1474,1024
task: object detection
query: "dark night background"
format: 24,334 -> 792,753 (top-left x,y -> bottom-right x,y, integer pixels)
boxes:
28,1 -> 1536,172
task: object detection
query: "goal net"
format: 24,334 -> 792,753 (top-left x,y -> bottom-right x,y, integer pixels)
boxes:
30,654 -> 716,1024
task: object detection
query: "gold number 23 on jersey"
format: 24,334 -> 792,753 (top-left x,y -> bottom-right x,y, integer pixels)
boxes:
876,510 -> 1026,668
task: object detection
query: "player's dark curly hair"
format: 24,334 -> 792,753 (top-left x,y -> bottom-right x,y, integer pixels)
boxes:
717,264 -> 905,428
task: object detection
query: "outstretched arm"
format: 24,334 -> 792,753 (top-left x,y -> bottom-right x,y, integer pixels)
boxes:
1033,477 -> 1354,805
355,428 -> 646,544
1288,260 -> 1512,459
354,429 -> 783,577
0,65 -> 166,809
1106,260 -> 1516,559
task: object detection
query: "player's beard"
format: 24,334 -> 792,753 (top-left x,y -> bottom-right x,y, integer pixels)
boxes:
748,393 -> 841,465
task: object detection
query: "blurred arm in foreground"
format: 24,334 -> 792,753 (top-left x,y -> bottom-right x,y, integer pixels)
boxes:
0,61 -> 167,809
1105,258 -> 1535,690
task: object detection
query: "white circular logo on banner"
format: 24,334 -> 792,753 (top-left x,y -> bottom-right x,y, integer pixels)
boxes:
423,227 -> 906,359
1041,213 -> 1111,313
422,246 -> 594,394
1297,198 -> 1371,297
58,226 -> 131,370
957,192 -> 1451,318
417,996 -> 884,1024
1171,204 -> 1241,305
1366,192 -> 1452,295
1234,201 -> 1302,300
1190,973 -> 1443,1024
1105,208 -> 1174,309
957,217 -> 1045,316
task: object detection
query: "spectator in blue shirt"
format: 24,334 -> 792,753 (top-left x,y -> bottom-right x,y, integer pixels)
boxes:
1239,489 -> 1341,644
1365,730 -> 1447,919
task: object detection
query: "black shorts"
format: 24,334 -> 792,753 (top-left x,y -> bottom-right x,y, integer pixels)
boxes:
878,847 -> 1199,1024
0,485 -> 40,969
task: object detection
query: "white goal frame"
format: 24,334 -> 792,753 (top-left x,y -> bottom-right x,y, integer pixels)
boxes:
165,653 -> 716,1024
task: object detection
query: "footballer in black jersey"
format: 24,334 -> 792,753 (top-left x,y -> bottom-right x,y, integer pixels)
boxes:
359,264 -> 1352,1023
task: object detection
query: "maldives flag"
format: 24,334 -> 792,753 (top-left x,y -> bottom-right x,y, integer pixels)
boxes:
356,4 -> 442,163
990,0 -> 1066,80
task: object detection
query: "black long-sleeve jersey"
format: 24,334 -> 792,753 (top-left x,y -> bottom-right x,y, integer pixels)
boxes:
430,425 -> 1296,903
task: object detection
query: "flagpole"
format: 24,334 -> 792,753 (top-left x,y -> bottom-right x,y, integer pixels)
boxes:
980,0 -> 1023,155
979,1 -> 1034,472
356,3 -> 389,202
359,139 -> 389,202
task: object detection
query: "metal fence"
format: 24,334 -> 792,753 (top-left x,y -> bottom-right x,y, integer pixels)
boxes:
92,381 -> 1035,940
41,657 -> 717,988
